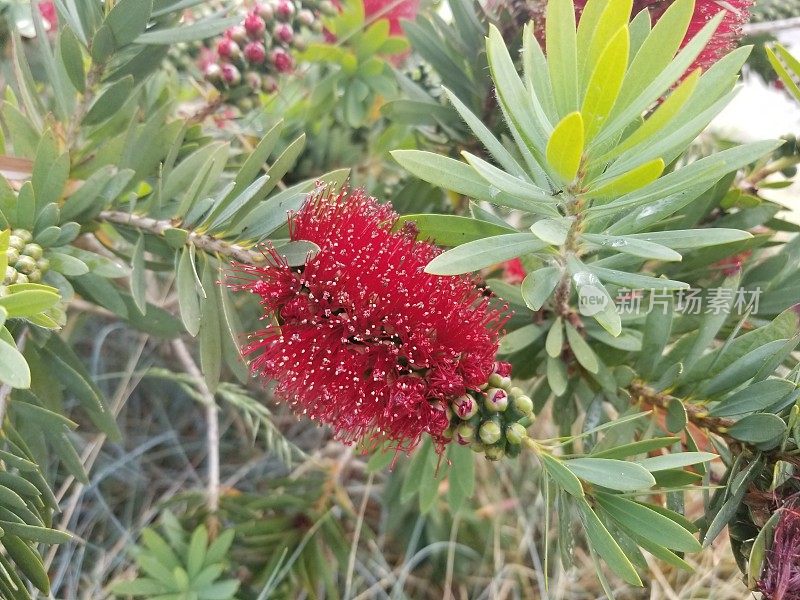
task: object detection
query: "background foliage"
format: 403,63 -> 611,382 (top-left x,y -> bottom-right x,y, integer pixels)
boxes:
0,0 -> 799,598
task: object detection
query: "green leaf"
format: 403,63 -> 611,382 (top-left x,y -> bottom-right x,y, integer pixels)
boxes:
577,499 -> 642,585
596,493 -> 700,552
273,241 -> 320,267
0,288 -> 60,318
199,262 -> 222,393
625,228 -> 751,250
767,45 -> 800,102
700,339 -> 791,397
710,378 -> 796,417
446,444 -> 475,512
4,535 -> 50,593
539,453 -> 584,497
230,121 -> 282,198
581,27 -> 629,142
186,525 -> 208,577
47,252 -> 89,276
177,248 -> 202,337
586,158 -> 665,198
530,217 -> 573,246
582,231 -> 680,261
499,323 -> 544,354
424,233 -> 548,275
520,266 -> 562,311
82,76 -> 134,125
586,265 -> 689,291
135,15 -> 241,44
394,214 -> 513,246
546,0 -> 579,116
105,0 -> 153,48
665,397 -> 688,433
59,28 -> 85,92
591,437 -> 679,459
546,317 -> 564,358
546,112 -> 584,183
130,233 -> 147,315
635,451 -> 716,472
565,322 -> 599,373
0,336 -> 30,388
565,458 -> 655,491
546,355 -> 568,396
727,413 -> 787,444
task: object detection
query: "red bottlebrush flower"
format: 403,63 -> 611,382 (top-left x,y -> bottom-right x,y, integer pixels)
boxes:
502,258 -> 527,285
227,187 -> 508,452
363,0 -> 419,36
759,501 -> 800,600
38,0 -> 57,30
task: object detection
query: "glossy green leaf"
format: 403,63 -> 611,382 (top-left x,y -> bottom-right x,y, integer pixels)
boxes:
581,27 -> 629,142
59,27 -> 85,92
582,231 -> 680,261
176,248 -> 201,337
727,413 -> 787,444
135,15 -> 241,44
546,317 -> 564,358
596,493 -> 700,552
565,458 -> 655,491
424,233 -> 548,275
82,76 -> 134,125
587,158 -> 665,198
577,499 -> 642,585
395,214 -> 513,246
546,112 -> 584,183
710,378 -> 796,417
540,453 -> 584,497
701,339 -> 791,397
520,266 -> 561,311
106,0 -> 153,47
0,336 -> 30,388
565,322 -> 599,373
530,217 -> 573,246
499,323 -> 544,354
635,451 -> 716,472
199,262 -> 222,393
546,0 -> 579,116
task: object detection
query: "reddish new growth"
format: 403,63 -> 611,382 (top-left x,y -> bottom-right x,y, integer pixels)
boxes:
227,187 -> 508,452
759,499 -> 800,600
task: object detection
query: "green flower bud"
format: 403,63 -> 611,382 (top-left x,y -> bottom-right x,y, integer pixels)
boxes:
15,255 -> 37,274
8,235 -> 24,251
484,387 -> 509,412
479,420 -> 502,445
513,394 -> 534,417
509,386 -> 525,398
469,440 -> 485,454
36,258 -> 50,273
15,273 -> 29,284
456,423 -> 475,444
5,247 -> 19,265
12,229 -> 32,244
442,425 -> 454,441
22,243 -> 43,260
27,269 -> 42,283
488,373 -> 504,387
3,266 -> 16,284
505,422 -> 527,445
484,444 -> 505,461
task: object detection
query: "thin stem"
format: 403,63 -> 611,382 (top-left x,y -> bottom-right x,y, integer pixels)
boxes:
171,339 -> 221,518
98,210 -> 266,265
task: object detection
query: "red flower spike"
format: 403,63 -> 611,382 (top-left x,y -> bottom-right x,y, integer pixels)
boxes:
759,500 -> 800,600
227,187 -> 509,452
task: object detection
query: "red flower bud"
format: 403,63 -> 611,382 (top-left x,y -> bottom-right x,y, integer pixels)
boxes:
297,8 -> 315,27
275,0 -> 295,20
217,37 -> 241,59
204,63 -> 223,82
244,13 -> 267,38
244,41 -> 267,64
484,388 -> 509,412
270,47 -> 294,73
227,25 -> 248,44
256,2 -> 274,20
261,75 -> 279,93
274,23 -> 294,44
453,395 -> 478,420
245,71 -> 262,90
221,63 -> 241,85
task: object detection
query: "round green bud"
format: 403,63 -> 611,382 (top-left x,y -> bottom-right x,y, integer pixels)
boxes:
479,420 -> 502,445
456,423 -> 475,444
484,444 -> 505,461
469,440 -> 485,453
15,273 -> 29,284
36,258 -> 50,273
488,373 -> 504,387
513,394 -> 534,417
509,386 -> 525,398
3,266 -> 16,284
12,229 -> 32,244
15,255 -> 37,274
505,422 -> 527,445
484,387 -> 509,412
442,425 -> 454,441
8,235 -> 24,251
27,269 -> 41,283
23,243 -> 43,260
5,247 -> 20,265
